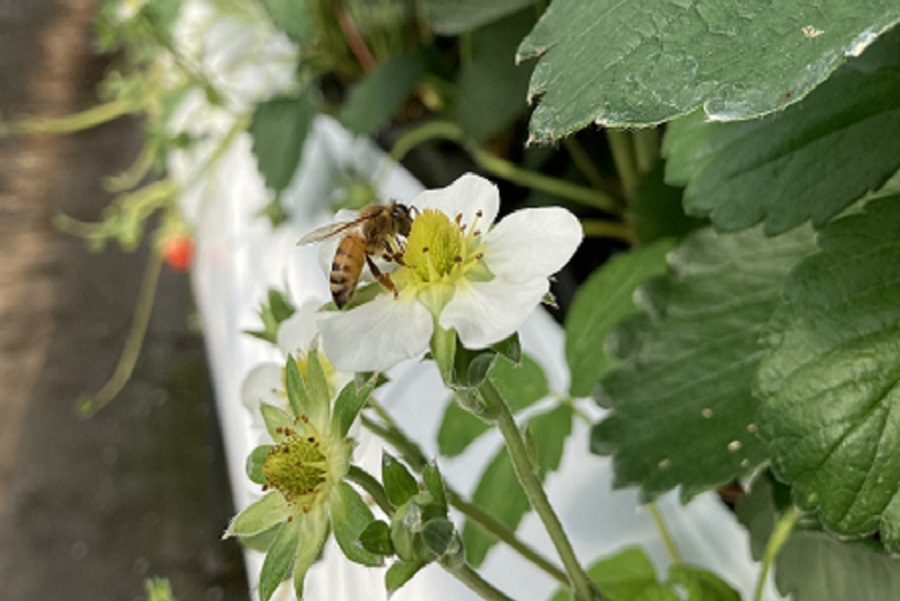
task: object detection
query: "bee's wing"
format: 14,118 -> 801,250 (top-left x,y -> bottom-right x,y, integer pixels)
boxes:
296,218 -> 365,245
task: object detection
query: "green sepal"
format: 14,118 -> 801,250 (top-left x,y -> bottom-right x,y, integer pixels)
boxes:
331,482 -> 382,566
239,524 -> 280,553
304,348 -> 331,424
292,509 -> 329,599
260,403 -> 294,443
422,462 -> 448,512
358,520 -> 394,556
246,445 -> 273,485
390,502 -> 421,562
284,357 -> 310,419
225,491 -> 292,538
421,518 -> 455,556
490,332 -> 521,364
332,373 -> 377,437
430,324 -> 457,385
385,559 -> 426,593
382,452 -> 419,508
259,518 -> 301,601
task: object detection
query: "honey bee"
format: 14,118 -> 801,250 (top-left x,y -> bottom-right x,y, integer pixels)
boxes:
297,201 -> 414,308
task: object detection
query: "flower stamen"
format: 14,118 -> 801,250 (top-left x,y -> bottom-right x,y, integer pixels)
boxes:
262,414 -> 335,512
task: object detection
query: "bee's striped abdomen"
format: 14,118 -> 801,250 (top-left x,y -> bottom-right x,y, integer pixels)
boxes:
331,233 -> 365,308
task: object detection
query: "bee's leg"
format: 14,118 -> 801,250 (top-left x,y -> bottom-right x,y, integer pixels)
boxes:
383,239 -> 407,266
366,254 -> 398,298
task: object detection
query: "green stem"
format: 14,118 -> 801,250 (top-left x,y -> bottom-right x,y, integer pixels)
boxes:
562,137 -> 613,194
77,250 -> 164,417
346,465 -> 513,601
632,128 -> 660,174
473,148 -> 619,214
1,100 -> 137,137
442,561 -> 515,601
387,121 -> 621,214
606,129 -> 640,199
478,380 -> 598,601
104,137 -> 161,193
388,120 -> 463,163
361,406 -> 569,587
646,503 -> 681,564
753,507 -> 799,601
580,219 -> 631,242
361,414 -> 428,471
447,491 -> 569,587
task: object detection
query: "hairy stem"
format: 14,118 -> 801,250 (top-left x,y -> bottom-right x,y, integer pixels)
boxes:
478,380 -> 598,601
447,491 -> 569,587
442,561 -> 515,601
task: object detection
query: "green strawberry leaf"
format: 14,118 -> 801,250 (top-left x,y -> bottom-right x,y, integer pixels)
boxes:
664,29 -> 900,235
756,195 -> 900,550
517,0 -> 900,139
455,9 -> 535,143
593,225 -> 815,500
775,531 -> 900,601
339,54 -> 424,135
565,240 -> 673,398
250,90 -> 318,193
421,0 -> 536,35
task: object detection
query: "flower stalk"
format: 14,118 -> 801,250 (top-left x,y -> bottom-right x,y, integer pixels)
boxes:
0,99 -> 137,138
387,121 -> 621,214
753,507 -> 799,601
76,248 -> 163,417
477,379 -> 598,601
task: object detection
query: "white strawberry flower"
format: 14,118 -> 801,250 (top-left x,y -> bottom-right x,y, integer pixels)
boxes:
317,173 -> 583,373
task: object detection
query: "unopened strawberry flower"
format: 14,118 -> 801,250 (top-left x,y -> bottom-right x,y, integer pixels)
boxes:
317,173 -> 583,372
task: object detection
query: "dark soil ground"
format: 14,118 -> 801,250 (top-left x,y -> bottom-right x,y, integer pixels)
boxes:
0,1 -> 247,599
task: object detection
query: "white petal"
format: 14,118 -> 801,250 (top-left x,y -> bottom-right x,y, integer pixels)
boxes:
439,277 -> 549,349
276,298 -> 326,356
484,207 -> 583,282
240,363 -> 287,428
412,173 -> 499,230
317,295 -> 433,372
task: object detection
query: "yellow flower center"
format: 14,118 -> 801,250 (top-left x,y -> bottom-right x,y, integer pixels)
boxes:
395,208 -> 491,315
262,433 -> 327,512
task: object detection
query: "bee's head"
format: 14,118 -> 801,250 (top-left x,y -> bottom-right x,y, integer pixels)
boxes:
392,202 -> 414,237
